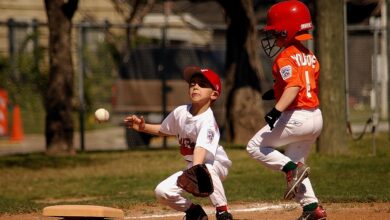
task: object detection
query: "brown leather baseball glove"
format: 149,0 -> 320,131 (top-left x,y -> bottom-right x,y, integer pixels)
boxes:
177,164 -> 214,197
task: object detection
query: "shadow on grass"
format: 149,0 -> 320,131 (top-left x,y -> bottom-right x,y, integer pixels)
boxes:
0,147 -> 181,170
0,153 -> 102,170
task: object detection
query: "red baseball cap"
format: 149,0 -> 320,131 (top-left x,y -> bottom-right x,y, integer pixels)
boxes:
183,66 -> 222,94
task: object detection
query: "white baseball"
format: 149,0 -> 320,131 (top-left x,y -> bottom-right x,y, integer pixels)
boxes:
94,108 -> 110,123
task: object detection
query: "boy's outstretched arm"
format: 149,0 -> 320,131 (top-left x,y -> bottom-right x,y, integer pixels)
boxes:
123,115 -> 165,136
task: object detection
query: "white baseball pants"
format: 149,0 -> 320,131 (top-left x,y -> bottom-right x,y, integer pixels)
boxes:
246,108 -> 323,206
154,161 -> 230,212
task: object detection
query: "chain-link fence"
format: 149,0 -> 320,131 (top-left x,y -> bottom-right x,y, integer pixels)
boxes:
0,15 -> 388,149
0,18 -> 229,149
346,17 -> 388,140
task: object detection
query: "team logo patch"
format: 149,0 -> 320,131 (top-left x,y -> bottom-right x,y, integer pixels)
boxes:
207,129 -> 214,143
280,65 -> 292,80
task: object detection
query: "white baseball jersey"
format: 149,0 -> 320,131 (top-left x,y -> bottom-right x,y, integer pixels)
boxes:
160,104 -> 231,167
156,104 -> 232,211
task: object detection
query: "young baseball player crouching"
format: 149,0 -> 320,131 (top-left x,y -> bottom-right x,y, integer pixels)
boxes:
124,66 -> 233,220
247,1 -> 327,220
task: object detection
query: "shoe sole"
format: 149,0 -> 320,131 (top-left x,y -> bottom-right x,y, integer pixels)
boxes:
299,216 -> 326,220
284,166 -> 310,200
300,216 -> 326,220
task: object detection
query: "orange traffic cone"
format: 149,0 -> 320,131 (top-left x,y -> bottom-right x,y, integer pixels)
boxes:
10,105 -> 24,142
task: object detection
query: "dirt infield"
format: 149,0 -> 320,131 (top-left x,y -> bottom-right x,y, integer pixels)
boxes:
1,202 -> 389,220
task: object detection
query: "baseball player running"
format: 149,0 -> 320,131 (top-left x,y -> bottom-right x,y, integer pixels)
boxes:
246,1 -> 327,220
124,66 -> 233,220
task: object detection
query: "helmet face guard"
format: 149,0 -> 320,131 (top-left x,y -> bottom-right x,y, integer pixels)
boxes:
261,30 -> 286,58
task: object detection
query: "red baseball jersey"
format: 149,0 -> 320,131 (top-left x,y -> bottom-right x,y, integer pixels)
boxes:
272,43 -> 320,110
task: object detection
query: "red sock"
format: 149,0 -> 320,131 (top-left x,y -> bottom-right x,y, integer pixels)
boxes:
216,205 -> 228,213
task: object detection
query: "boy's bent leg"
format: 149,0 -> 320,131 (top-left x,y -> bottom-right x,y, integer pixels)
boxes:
155,171 -> 192,212
207,162 -> 233,220
284,162 -> 310,200
246,126 -> 291,171
294,178 -> 318,206
205,163 -> 228,207
285,141 -> 318,203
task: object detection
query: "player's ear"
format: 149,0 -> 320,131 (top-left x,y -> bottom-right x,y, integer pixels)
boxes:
211,91 -> 219,100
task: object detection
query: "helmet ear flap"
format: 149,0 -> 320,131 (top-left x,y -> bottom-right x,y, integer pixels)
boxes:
280,30 -> 287,38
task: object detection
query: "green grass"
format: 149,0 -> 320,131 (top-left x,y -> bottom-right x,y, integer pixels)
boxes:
0,132 -> 389,214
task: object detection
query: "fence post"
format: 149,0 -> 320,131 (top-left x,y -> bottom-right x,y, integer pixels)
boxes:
78,21 -> 87,151
387,0 -> 390,140
380,3 -> 388,120
7,18 -> 17,80
32,18 -> 39,70
160,6 -> 169,148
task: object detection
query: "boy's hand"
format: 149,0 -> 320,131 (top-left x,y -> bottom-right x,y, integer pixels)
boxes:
124,115 -> 145,131
264,107 -> 281,130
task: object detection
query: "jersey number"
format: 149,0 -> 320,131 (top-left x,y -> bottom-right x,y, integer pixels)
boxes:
304,71 -> 312,98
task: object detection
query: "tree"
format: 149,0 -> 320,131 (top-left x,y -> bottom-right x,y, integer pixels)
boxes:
387,0 -> 390,140
110,0 -> 157,48
44,0 -> 79,155
216,0 -> 265,144
315,0 -> 348,154
108,0 -> 156,79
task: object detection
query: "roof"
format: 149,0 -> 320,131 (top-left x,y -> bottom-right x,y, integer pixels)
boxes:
137,13 -> 212,45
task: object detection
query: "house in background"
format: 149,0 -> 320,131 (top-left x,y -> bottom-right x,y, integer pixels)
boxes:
137,13 -> 212,46
0,1 -> 225,56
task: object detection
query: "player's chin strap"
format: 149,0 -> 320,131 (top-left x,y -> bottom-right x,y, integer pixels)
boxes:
346,118 -> 373,141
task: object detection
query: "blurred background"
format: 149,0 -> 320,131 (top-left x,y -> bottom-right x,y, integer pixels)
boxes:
0,0 -> 387,153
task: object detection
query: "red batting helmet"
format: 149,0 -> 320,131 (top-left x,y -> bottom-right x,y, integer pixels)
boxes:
261,0 -> 313,57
